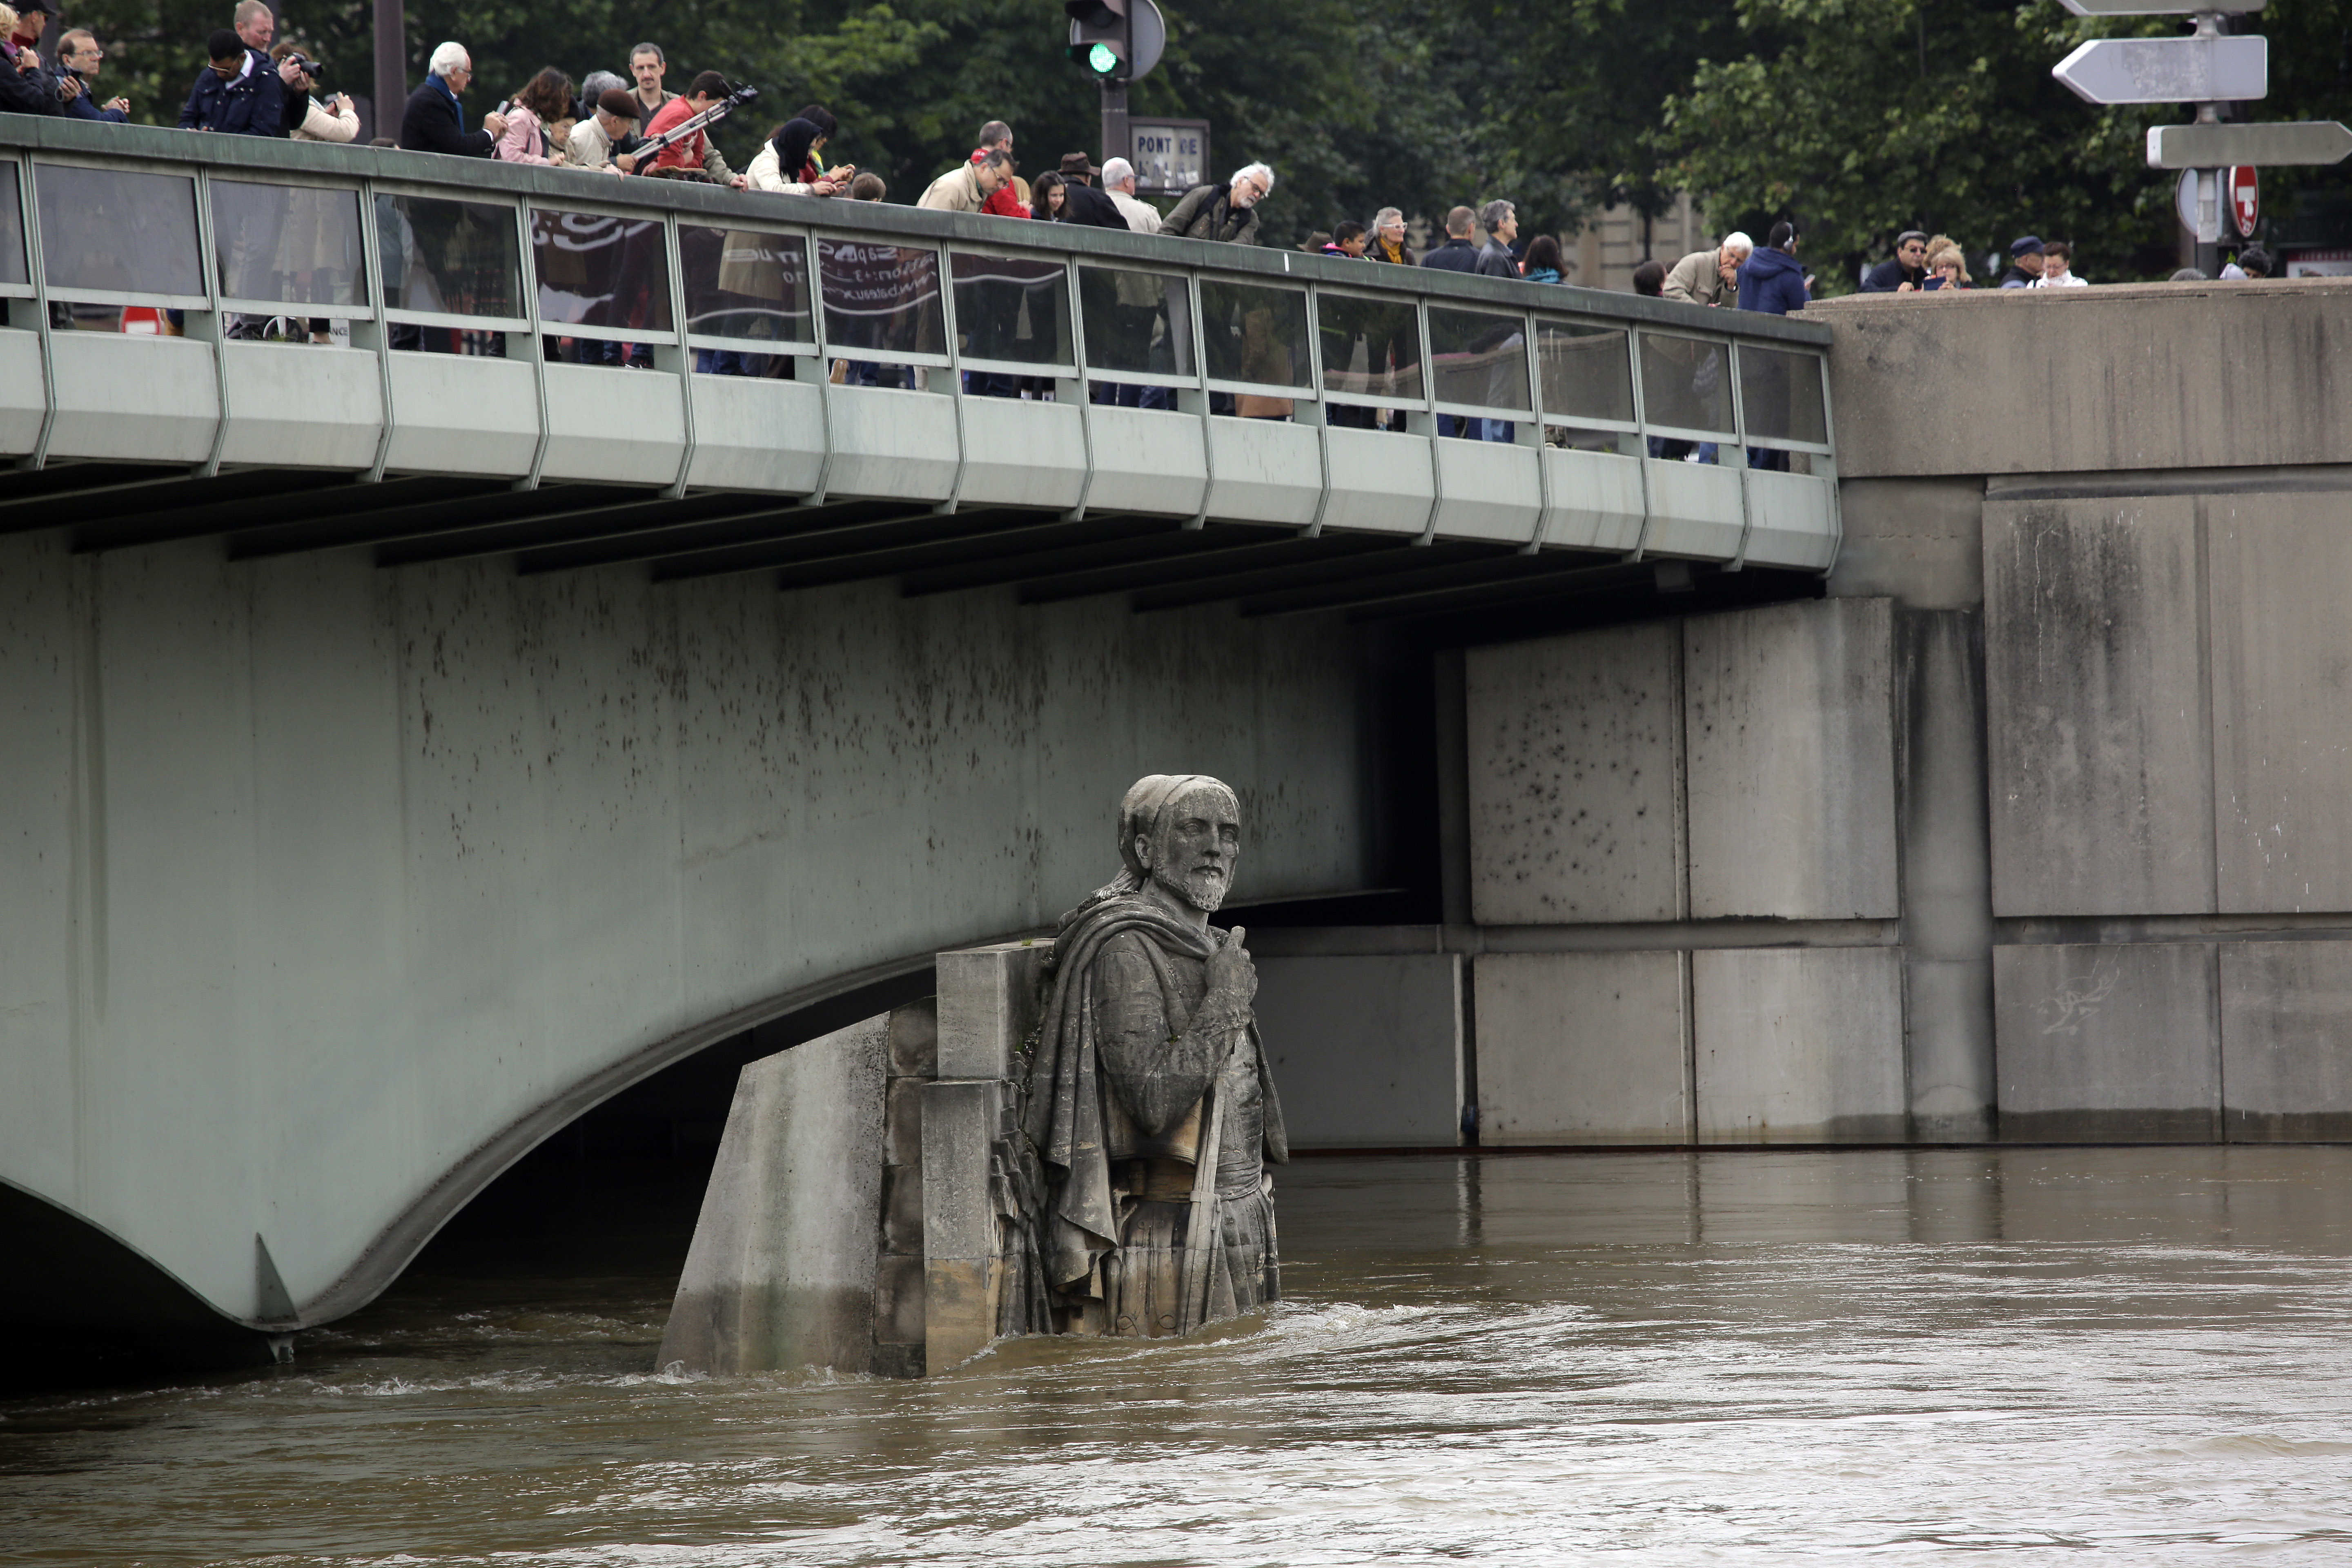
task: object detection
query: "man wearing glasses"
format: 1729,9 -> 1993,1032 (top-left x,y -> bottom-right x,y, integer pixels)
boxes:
57,29 -> 128,120
1862,231 -> 1930,294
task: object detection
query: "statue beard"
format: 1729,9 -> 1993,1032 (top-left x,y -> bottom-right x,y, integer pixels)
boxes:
1153,859 -> 1229,913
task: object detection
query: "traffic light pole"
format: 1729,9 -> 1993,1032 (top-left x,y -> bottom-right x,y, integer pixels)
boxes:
1100,78 -> 1129,169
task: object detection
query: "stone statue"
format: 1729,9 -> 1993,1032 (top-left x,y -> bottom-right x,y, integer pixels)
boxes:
1013,773 -> 1287,1338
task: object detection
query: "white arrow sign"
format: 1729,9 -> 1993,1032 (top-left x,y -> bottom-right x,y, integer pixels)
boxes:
2053,36 -> 2267,104
2148,120 -> 2352,168
2060,0 -> 2265,13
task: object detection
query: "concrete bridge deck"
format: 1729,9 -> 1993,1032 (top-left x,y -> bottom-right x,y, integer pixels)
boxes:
0,121 -> 1836,613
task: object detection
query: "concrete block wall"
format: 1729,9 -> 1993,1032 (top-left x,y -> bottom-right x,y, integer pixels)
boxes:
1982,490 -> 2352,1141
1456,597 -> 1958,1145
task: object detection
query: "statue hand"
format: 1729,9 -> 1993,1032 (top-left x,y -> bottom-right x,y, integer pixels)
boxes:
1205,926 -> 1256,1007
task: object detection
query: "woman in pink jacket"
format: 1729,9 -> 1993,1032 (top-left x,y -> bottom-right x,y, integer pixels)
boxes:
494,68 -> 573,165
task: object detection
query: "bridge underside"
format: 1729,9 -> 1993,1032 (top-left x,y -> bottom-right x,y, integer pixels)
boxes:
0,458 -> 1812,636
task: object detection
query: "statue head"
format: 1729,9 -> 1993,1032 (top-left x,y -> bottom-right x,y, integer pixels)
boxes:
1118,773 -> 1241,914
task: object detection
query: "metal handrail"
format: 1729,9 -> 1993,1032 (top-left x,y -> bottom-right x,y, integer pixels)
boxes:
0,117 -> 1838,550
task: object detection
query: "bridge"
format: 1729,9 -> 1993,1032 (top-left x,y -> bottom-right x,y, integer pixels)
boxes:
21,118 -> 2346,1382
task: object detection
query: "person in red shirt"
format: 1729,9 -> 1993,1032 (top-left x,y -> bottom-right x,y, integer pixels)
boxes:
642,71 -> 747,188
970,118 -> 1028,218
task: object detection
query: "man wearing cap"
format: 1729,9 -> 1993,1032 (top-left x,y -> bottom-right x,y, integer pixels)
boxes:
1054,152 -> 1129,230
2000,236 -> 2045,289
1862,231 -> 1930,293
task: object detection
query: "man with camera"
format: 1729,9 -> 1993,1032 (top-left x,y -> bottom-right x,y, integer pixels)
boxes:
57,29 -> 129,121
641,71 -> 748,187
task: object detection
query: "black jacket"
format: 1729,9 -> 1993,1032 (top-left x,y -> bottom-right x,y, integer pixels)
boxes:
0,49 -> 63,116
398,77 -> 494,156
1474,237 -> 1518,280
1861,258 -> 1926,293
1058,181 -> 1128,231
178,49 -> 285,135
1420,237 -> 1479,274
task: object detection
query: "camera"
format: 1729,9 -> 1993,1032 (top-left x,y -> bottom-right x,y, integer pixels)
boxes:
281,53 -> 318,76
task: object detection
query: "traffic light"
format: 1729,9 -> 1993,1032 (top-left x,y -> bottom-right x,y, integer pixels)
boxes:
1066,0 -> 1130,79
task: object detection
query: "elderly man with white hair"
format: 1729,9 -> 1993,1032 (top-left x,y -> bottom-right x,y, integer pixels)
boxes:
397,40 -> 506,157
1165,161 -> 1272,246
1099,157 -> 1163,235
1661,231 -> 1751,309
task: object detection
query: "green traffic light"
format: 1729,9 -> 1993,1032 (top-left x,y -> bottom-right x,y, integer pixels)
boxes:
1087,40 -> 1118,74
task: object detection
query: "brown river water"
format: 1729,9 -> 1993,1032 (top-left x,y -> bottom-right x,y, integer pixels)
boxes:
10,1147 -> 2352,1565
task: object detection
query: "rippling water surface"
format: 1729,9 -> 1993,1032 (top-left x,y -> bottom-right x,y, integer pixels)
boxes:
13,1148 -> 2352,1565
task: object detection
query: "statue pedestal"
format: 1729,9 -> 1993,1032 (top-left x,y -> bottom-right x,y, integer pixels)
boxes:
655,941 -> 1048,1378
924,940 -> 1051,1370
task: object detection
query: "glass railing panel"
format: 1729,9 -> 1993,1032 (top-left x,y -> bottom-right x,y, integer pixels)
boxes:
1737,344 -> 1829,447
530,207 -> 671,335
950,249 -> 1070,370
1075,264 -> 1194,381
679,224 -> 810,345
35,163 -> 202,298
1535,321 -> 1633,426
1315,292 -> 1422,403
377,193 -> 521,319
210,180 -> 365,309
0,162 -> 27,288
1199,279 -> 1308,390
1428,306 -> 1530,412
1637,331 -> 1735,437
817,238 -> 944,360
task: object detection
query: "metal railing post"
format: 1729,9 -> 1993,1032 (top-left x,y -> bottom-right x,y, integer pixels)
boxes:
1185,270 -> 1214,529
1624,329 -> 1657,564
356,182 -> 396,485
1520,308 -> 1549,555
935,247 -> 969,516
1414,298 -> 1441,546
664,214 -> 697,499
516,198 -> 550,492
1726,337 -> 1754,572
804,233 -> 835,509
1301,280 -> 1333,539
20,157 -> 56,471
187,168 -> 232,479
1063,254 -> 1098,523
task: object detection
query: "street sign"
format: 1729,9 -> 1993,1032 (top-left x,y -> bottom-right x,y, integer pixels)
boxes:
2176,168 -> 2219,243
2060,0 -> 2264,12
2230,165 -> 2259,233
1130,118 -> 1210,196
2149,120 -> 2352,168
2052,36 -> 2266,104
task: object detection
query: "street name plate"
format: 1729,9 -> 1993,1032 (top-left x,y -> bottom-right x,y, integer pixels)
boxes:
2053,36 -> 2267,104
2147,119 -> 2352,168
2060,0 -> 2265,12
1130,118 -> 1210,196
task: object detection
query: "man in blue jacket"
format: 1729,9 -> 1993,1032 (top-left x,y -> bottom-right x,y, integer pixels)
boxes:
178,27 -> 291,135
1420,207 -> 1481,274
58,30 -> 128,120
1737,221 -> 1810,316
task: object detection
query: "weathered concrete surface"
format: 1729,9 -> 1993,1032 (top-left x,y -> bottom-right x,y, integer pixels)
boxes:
0,527 -> 1370,1331
1982,496 -> 2214,918
1257,954 -> 1462,1147
1473,951 -> 1689,1144
1825,477 -> 1988,609
2207,493 -> 2352,913
1692,947 -> 1907,1143
937,942 -> 1050,1080
1898,610 -> 1996,1141
1466,621 -> 1684,924
657,1015 -> 888,1375
922,1077 -> 1005,1372
1684,599 -> 1898,920
2219,941 -> 2352,1142
1992,942 -> 2218,1142
874,1000 -> 937,1378
1819,281 -> 2352,479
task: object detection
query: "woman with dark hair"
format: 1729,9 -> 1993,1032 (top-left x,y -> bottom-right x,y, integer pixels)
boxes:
1030,171 -> 1067,221
748,118 -> 842,196
1521,234 -> 1565,284
495,66 -> 574,165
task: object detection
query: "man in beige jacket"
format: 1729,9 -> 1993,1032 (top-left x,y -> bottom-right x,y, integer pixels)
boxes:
918,149 -> 1012,212
1661,232 -> 1753,308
